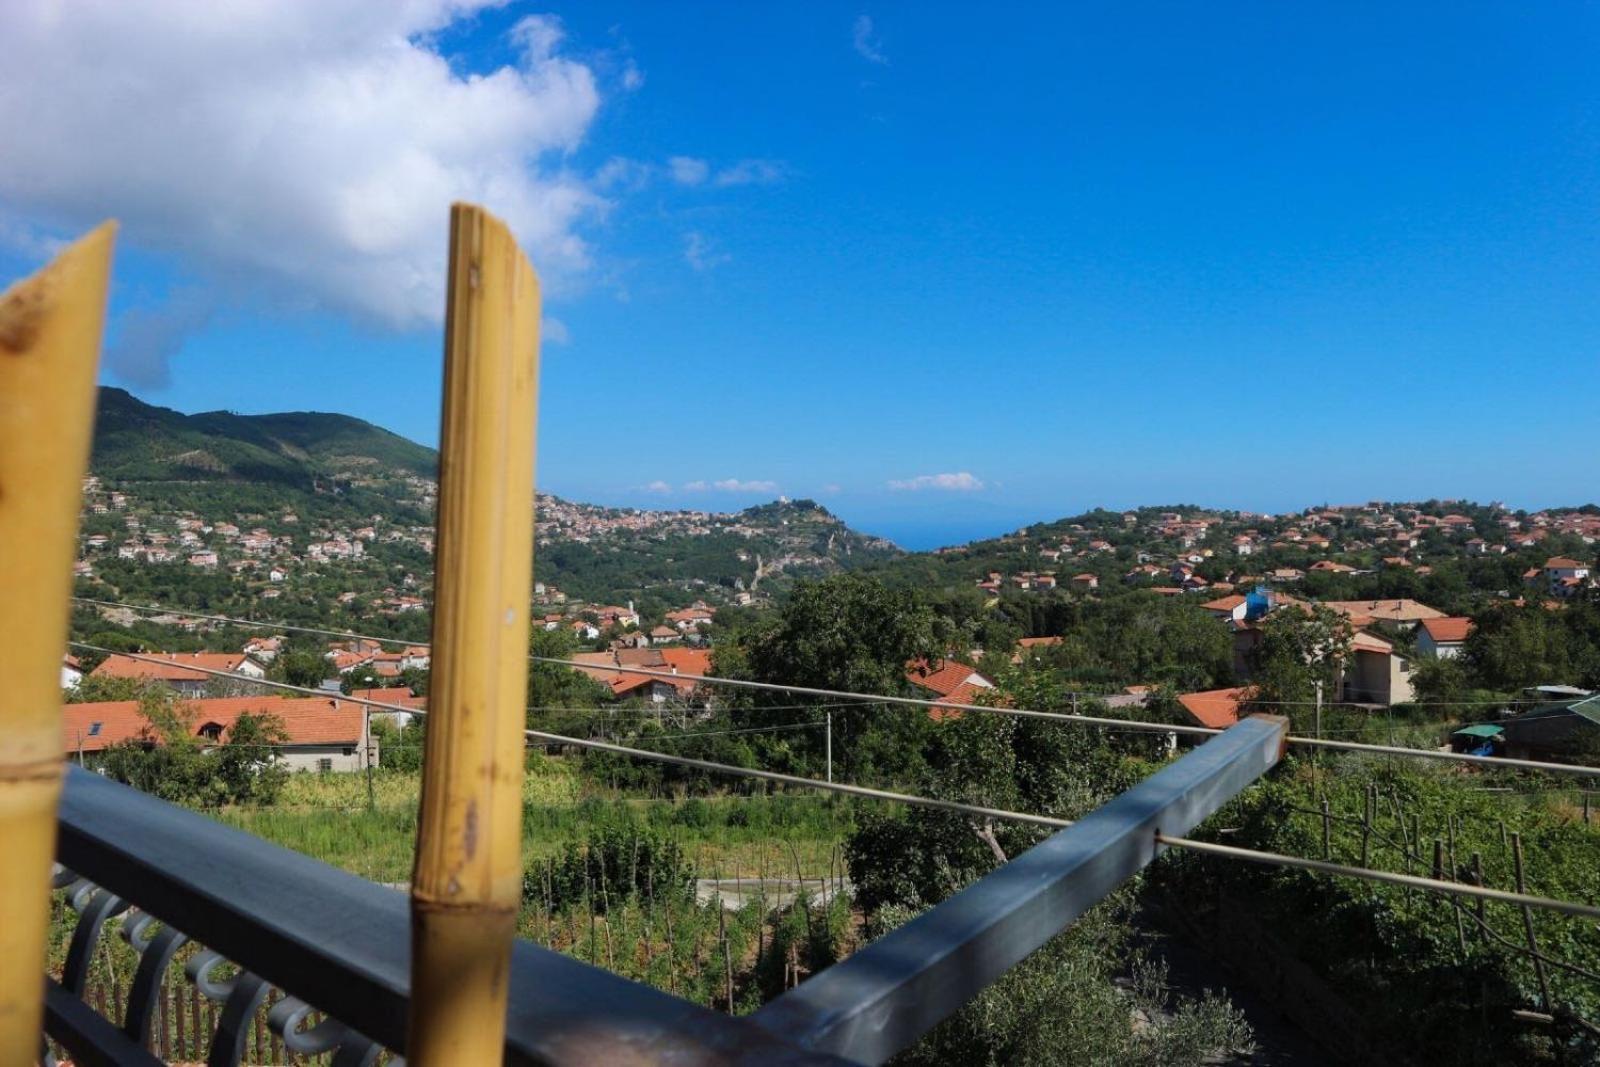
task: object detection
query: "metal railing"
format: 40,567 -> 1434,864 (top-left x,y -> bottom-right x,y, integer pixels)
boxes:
44,716 -> 1288,1065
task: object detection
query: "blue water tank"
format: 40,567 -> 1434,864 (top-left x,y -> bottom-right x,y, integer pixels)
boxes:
1245,586 -> 1272,621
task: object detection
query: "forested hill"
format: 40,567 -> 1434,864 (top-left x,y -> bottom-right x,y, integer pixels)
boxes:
91,387 -> 438,485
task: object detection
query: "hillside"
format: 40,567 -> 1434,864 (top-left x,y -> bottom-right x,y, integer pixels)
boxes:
92,387 -> 437,485
535,496 -> 901,607
84,389 -> 900,611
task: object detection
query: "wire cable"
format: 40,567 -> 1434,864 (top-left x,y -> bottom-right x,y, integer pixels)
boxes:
1155,834 -> 1600,921
67,644 -> 1600,921
72,598 -> 1600,777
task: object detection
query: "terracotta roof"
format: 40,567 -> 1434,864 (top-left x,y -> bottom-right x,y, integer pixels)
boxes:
1323,599 -> 1445,623
1420,617 -> 1473,644
62,696 -> 365,753
1351,631 -> 1394,654
1546,557 -> 1587,569
1201,594 -> 1247,612
91,652 -> 253,682
658,647 -> 712,677
1176,687 -> 1253,729
1017,636 -> 1063,648
906,658 -> 992,699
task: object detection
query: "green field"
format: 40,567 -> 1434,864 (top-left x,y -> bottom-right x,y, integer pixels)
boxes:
218,755 -> 856,888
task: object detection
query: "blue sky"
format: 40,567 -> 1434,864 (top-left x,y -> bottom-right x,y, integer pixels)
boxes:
2,3 -> 1598,548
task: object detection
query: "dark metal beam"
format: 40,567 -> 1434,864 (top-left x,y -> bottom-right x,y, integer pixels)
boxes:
750,715 -> 1289,1065
55,766 -> 845,1066
43,977 -> 163,1067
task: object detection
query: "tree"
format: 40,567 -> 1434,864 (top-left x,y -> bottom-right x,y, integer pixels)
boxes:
278,649 -> 328,689
734,575 -> 945,780
1247,605 -> 1353,709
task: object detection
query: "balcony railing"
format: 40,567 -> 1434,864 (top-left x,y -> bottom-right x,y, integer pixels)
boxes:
44,717 -> 1287,1066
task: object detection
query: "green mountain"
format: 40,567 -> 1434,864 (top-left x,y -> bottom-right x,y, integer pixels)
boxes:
91,387 -> 437,485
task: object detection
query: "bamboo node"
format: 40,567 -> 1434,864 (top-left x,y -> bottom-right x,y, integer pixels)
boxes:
0,271 -> 57,353
410,898 -> 517,918
0,757 -> 64,782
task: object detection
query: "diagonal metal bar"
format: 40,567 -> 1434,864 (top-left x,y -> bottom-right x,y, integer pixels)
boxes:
751,715 -> 1289,1065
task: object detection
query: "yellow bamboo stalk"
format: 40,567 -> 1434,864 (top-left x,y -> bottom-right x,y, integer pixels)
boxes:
0,222 -> 116,1060
407,204 -> 539,1064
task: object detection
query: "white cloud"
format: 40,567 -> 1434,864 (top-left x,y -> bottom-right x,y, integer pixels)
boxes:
713,159 -> 787,187
541,316 -> 570,345
0,3 -> 606,329
683,231 -> 730,272
594,156 -> 654,192
682,478 -> 777,493
621,60 -> 646,91
644,480 -> 672,493
853,15 -> 888,65
820,483 -> 842,495
888,472 -> 985,492
668,156 -> 711,186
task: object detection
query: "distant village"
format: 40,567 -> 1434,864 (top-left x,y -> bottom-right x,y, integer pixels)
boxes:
67,487 -> 1600,775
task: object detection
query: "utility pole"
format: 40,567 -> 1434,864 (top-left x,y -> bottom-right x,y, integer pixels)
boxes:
365,708 -> 376,814
1314,680 -> 1323,734
825,711 -> 833,784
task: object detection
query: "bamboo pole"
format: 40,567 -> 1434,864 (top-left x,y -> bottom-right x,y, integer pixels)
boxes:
407,204 -> 540,1064
0,222 -> 115,1061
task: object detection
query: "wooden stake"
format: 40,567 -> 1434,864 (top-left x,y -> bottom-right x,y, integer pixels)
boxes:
0,222 -> 115,1063
1510,833 -> 1552,1012
1471,851 -> 1485,927
1446,818 -> 1466,952
407,204 -> 541,1064
1321,797 -> 1332,860
1361,785 -> 1373,868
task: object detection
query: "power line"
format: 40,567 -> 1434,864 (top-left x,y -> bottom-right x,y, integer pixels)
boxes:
64,643 -> 1069,829
66,644 -> 1600,922
72,598 -> 1600,778
1155,835 -> 1600,922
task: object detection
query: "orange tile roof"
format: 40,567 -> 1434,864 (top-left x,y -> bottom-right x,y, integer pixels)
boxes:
1420,617 -> 1473,644
1176,687 -> 1253,729
1323,599 -> 1445,623
62,696 -> 365,753
91,652 -> 252,682
658,647 -> 712,677
906,658 -> 990,699
1201,594 -> 1247,611
1351,631 -> 1394,654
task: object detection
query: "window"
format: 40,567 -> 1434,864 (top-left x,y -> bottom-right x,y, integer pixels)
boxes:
317,758 -> 333,773
342,747 -> 354,756
87,722 -> 102,737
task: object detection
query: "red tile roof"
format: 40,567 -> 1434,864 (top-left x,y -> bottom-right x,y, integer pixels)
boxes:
906,658 -> 991,699
1419,617 -> 1473,644
1176,687 -> 1253,729
62,696 -> 365,753
91,652 -> 253,682
1351,631 -> 1394,654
